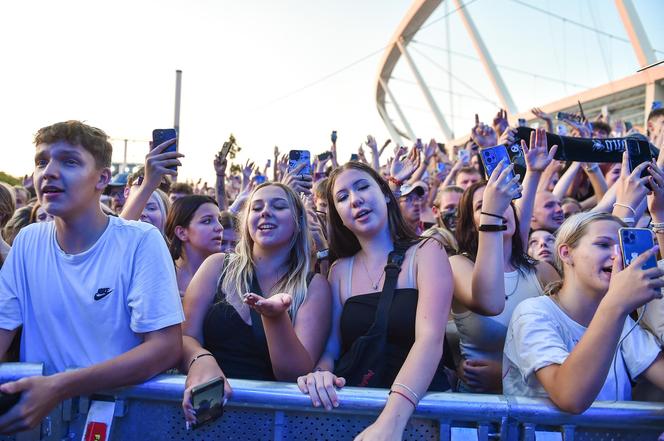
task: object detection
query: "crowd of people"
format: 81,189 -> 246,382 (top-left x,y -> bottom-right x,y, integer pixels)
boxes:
0,106 -> 663,439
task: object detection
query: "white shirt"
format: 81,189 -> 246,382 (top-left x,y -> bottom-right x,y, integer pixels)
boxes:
503,296 -> 660,401
0,216 -> 184,374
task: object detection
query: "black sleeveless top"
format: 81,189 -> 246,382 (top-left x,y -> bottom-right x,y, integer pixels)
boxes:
340,290 -> 451,391
202,269 -> 315,381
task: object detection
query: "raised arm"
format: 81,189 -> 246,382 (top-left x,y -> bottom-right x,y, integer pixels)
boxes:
214,149 -> 228,211
450,161 -> 522,316
121,139 -> 182,221
515,128 -> 558,246
534,250 -> 664,414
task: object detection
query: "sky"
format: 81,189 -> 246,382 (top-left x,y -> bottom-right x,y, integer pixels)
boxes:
1,0 -> 662,184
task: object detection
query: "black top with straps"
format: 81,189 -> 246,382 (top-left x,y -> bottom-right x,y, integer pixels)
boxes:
202,262 -> 315,381
340,289 -> 451,391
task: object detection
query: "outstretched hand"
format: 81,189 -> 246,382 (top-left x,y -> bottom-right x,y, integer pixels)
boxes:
522,127 -> 558,172
243,293 -> 292,317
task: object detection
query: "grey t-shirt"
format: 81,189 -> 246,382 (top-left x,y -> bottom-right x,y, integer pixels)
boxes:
503,296 -> 660,400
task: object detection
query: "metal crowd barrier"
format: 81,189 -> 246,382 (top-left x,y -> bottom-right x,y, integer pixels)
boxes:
0,363 -> 662,440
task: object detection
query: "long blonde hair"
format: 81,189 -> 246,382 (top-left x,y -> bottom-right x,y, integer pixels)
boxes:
545,211 -> 625,295
221,183 -> 311,322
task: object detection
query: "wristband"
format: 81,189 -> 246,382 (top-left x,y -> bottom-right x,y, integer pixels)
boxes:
316,249 -> 329,260
480,211 -> 506,223
583,164 -> 600,173
613,203 -> 637,217
189,353 -> 214,370
478,224 -> 507,232
388,176 -> 403,187
389,390 -> 416,409
651,222 -> 664,229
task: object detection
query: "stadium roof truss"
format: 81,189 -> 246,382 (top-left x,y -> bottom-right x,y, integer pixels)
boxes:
376,0 -> 664,146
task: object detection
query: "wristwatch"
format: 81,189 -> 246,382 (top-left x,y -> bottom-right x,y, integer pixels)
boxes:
316,249 -> 329,260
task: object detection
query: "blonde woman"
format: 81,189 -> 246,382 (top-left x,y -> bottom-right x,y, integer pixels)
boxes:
503,211 -> 664,413
180,183 -> 331,426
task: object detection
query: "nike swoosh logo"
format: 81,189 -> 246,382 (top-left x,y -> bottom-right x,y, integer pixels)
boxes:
94,288 -> 113,301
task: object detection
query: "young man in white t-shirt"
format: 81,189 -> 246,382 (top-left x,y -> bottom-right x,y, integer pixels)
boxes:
0,121 -> 184,434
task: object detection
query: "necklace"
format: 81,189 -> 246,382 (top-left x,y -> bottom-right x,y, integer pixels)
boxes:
360,254 -> 385,291
505,271 -> 520,300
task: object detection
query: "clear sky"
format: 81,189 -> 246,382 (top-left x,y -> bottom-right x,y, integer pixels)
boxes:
1,0 -> 662,184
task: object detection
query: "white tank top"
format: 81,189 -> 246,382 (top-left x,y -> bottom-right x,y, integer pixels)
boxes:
452,268 -> 543,362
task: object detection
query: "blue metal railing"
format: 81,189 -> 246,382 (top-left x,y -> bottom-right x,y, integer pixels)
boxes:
0,363 -> 662,440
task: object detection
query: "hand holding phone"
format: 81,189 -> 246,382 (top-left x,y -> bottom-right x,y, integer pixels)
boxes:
458,149 -> 470,165
480,145 -> 522,199
619,228 -> 657,270
190,376 -> 225,429
152,129 -> 179,171
288,150 -> 311,175
331,131 -> 337,144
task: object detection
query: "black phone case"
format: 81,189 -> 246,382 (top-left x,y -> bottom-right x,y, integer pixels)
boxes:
0,392 -> 20,416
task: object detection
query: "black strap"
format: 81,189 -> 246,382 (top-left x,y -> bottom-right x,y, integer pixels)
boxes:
365,242 -> 412,336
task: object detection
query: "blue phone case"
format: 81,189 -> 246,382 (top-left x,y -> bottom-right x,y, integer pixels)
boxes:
619,228 -> 657,270
288,150 -> 311,175
480,145 -> 522,199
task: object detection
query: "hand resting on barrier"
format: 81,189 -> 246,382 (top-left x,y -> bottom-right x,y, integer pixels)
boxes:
297,370 -> 346,411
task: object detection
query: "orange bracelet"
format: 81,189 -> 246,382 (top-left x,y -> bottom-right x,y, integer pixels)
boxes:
389,389 -> 416,409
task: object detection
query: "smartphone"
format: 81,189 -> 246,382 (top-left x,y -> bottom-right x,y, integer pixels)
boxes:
619,228 -> 657,270
457,149 -> 470,165
416,138 -> 423,150
152,129 -> 178,170
437,162 -> 446,173
556,112 -> 584,123
191,376 -> 225,429
219,141 -> 232,161
317,151 -> 332,161
266,159 -> 271,167
331,130 -> 337,143
254,175 -> 266,184
288,150 -> 311,175
0,392 -> 20,416
518,118 -> 527,127
479,145 -> 522,199
350,153 -> 359,161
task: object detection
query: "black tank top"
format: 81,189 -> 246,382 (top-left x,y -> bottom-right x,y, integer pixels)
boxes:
202,267 -> 315,381
340,288 -> 451,391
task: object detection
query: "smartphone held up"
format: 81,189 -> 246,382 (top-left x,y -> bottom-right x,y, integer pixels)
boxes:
152,129 -> 178,171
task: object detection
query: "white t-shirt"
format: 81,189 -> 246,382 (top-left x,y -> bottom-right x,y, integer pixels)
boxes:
0,216 -> 184,374
503,296 -> 661,401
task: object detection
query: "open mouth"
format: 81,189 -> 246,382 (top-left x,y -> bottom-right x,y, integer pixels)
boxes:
354,209 -> 372,220
553,213 -> 565,222
601,265 -> 613,276
41,185 -> 64,195
258,223 -> 277,231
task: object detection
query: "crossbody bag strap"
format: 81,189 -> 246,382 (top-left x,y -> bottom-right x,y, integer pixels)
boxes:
367,241 -> 412,335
